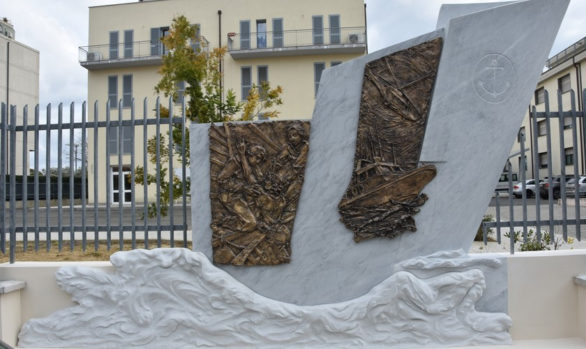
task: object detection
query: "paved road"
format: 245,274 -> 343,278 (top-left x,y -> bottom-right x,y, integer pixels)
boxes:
484,195 -> 586,239
3,197 -> 584,242
1,204 -> 192,244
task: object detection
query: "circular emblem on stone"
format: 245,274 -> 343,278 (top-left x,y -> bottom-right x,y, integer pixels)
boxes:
474,54 -> 516,104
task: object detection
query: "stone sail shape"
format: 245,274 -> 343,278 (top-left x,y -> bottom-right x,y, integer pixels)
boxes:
209,122 -> 310,266
339,38 -> 443,242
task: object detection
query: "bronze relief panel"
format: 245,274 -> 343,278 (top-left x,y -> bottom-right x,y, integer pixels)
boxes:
339,38 -> 443,242
209,121 -> 310,266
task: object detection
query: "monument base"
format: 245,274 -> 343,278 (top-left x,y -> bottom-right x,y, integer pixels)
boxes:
18,248 -> 511,349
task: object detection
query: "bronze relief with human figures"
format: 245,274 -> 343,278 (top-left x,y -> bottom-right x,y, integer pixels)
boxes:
209,122 -> 310,266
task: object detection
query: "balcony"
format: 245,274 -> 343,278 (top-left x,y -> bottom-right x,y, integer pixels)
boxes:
79,41 -> 163,70
227,26 -> 366,59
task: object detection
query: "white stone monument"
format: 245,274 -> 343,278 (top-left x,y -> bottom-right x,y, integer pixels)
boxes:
192,0 -> 568,306
18,1 -> 569,348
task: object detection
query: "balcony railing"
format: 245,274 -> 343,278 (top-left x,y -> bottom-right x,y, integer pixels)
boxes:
79,37 -> 208,70
227,26 -> 366,59
79,40 -> 164,70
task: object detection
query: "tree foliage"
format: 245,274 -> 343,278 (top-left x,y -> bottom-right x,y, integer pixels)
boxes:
136,15 -> 284,218
154,16 -> 241,123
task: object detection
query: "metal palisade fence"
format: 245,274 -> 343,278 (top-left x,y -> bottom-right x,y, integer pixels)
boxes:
483,88 -> 586,253
0,98 -> 189,263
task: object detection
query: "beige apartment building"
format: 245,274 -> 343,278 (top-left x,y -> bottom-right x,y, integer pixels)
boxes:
0,17 -> 39,176
508,37 -> 586,183
80,0 -> 367,204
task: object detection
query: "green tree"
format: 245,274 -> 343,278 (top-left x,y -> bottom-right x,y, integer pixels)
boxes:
136,15 -> 283,218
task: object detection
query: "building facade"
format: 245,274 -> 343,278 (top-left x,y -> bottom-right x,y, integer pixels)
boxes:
509,37 -> 586,183
81,0 -> 367,204
0,17 -> 40,175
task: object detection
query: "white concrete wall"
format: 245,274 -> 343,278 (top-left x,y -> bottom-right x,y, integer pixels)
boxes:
1,250 -> 585,344
507,249 -> 586,340
578,278 -> 586,340
0,290 -> 22,347
0,262 -> 113,325
0,36 -> 39,175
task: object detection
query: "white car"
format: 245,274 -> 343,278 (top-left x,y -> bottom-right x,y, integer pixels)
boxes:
566,176 -> 586,198
512,179 -> 538,198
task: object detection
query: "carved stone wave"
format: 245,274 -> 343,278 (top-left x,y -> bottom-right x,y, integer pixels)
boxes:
18,248 -> 511,348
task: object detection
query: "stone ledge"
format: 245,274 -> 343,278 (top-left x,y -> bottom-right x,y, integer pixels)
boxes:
574,275 -> 586,287
0,280 -> 25,294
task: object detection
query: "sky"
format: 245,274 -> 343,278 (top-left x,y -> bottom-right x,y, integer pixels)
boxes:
3,0 -> 586,107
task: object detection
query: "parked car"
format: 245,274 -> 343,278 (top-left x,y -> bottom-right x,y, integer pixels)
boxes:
512,179 -> 538,198
566,176 -> 586,198
495,172 -> 518,192
539,175 -> 575,199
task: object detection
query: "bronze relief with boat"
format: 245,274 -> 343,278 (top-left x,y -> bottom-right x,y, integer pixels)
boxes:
338,38 -> 443,242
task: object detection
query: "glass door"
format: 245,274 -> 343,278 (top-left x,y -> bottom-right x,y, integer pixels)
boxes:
111,167 -> 132,204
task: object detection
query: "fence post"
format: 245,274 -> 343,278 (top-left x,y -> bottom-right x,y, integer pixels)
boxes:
531,105 -> 542,241
557,90 -> 568,241
22,106 -> 29,252
573,91 -> 582,241
0,103 -> 6,255
168,97 -> 174,247
9,105 -> 17,263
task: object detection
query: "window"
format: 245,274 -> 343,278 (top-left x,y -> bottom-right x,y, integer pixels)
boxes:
329,15 -> 340,44
539,152 -> 548,169
108,126 -> 134,155
558,74 -> 571,93
176,81 -> 186,104
518,155 -> 527,172
150,28 -> 161,55
273,18 -> 283,48
191,24 -> 201,52
109,31 -> 119,59
517,126 -> 525,143
331,61 -> 342,67
563,115 -> 573,129
537,120 -> 547,136
256,20 -> 267,48
258,66 -> 268,85
108,76 -> 118,109
122,75 -> 132,108
534,87 -> 545,104
150,27 -> 169,55
161,27 -> 170,53
312,16 -> 323,45
565,147 -> 574,166
314,62 -> 326,97
124,30 -> 133,58
499,173 -> 518,182
258,66 -> 268,100
240,20 -> 250,50
241,66 -> 252,100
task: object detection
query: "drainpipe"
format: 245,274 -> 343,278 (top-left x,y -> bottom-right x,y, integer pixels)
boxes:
5,41 -> 9,112
363,3 -> 368,54
528,105 -> 534,179
218,10 -> 223,118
